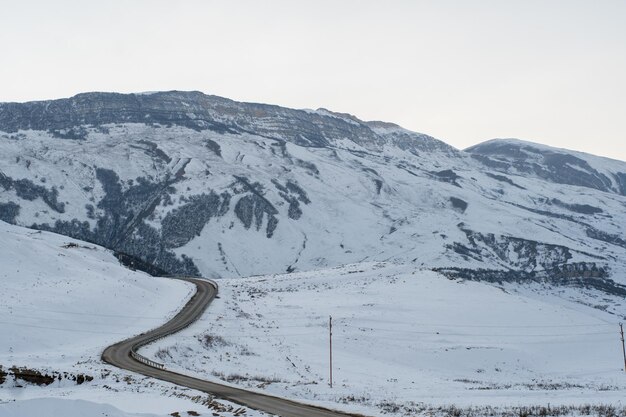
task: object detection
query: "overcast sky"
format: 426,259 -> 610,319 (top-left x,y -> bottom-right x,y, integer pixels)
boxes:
1,0 -> 625,160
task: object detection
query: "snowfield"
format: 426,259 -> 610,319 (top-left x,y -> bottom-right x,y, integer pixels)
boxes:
0,220 -> 269,417
143,263 -> 626,416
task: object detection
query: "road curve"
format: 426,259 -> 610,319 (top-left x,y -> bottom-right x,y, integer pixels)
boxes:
102,278 -> 365,417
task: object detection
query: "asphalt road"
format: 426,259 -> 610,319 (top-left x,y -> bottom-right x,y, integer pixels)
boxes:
102,278 -> 365,417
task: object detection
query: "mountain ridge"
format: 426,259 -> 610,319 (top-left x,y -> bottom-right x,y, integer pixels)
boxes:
3,91 -> 625,166
0,91 -> 453,155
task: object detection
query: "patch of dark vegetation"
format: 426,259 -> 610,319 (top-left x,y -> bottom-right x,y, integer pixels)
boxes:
615,172 -> 626,196
61,242 -> 95,249
586,228 -> 626,249
162,192 -> 230,248
271,179 -> 288,194
32,168 -> 203,276
114,251 -> 169,276
234,176 -> 279,237
74,373 -> 94,385
211,371 -> 283,385
455,227 -> 573,271
49,126 -> 88,140
204,138 -> 222,157
434,262 -> 626,297
449,197 -> 468,213
435,169 -> 460,180
131,140 -> 171,163
115,222 -> 201,276
200,334 -> 230,349
506,201 -> 578,222
9,366 -> 55,386
295,158 -> 319,175
0,201 -> 20,223
373,178 -> 383,194
235,194 -> 279,236
0,173 -> 65,213
361,167 -> 379,176
448,242 -> 483,262
550,199 -> 603,215
85,203 -> 95,219
396,161 -> 419,177
285,180 -> 310,204
272,179 -> 311,221
432,169 -> 461,187
270,140 -> 289,157
286,198 -> 303,220
485,172 -> 526,189
364,401 -> 626,417
456,379 -> 619,392
6,367 -> 94,386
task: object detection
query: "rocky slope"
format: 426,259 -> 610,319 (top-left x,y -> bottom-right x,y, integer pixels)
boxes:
0,91 -> 624,298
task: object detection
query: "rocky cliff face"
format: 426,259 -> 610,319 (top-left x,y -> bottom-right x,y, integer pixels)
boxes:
1,91 -> 625,297
0,91 -> 451,153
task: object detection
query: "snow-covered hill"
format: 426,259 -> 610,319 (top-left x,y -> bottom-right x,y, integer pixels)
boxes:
0,220 -> 267,417
0,220 -> 192,367
0,91 -> 625,300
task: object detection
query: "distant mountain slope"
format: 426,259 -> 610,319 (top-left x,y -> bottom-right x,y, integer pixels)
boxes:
466,138 -> 626,195
0,92 -> 625,300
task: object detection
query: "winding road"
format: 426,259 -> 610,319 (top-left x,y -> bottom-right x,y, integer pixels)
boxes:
102,278 -> 364,417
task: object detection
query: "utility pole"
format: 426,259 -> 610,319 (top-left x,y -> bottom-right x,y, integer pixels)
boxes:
329,315 -> 333,388
619,323 -> 626,372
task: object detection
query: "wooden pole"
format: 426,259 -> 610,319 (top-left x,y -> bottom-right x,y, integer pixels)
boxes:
619,323 -> 626,372
329,315 -> 333,388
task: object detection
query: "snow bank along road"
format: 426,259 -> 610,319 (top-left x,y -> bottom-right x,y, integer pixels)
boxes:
102,278 -> 364,417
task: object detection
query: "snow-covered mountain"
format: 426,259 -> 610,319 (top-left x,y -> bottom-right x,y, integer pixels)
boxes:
1,91 -> 625,297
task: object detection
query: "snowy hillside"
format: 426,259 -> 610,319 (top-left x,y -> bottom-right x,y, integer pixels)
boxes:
0,220 -> 192,368
143,263 -> 626,416
0,220 -> 268,417
0,91 -> 625,303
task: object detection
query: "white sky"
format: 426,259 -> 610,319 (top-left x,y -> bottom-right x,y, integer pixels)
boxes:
1,0 -> 625,161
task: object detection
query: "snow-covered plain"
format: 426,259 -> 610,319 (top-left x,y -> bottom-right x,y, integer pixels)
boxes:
0,220 -> 269,417
144,263 -> 626,416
